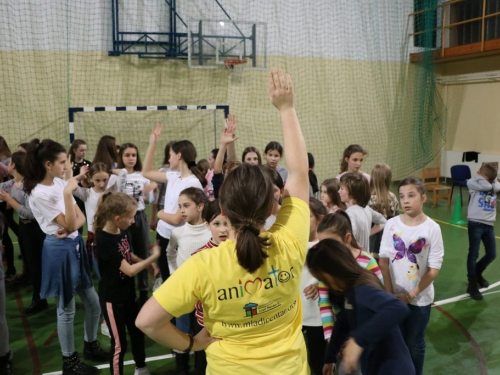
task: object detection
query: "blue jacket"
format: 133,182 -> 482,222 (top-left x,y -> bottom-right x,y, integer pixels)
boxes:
325,285 -> 415,375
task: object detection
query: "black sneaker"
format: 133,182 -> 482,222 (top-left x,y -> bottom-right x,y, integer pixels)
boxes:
62,352 -> 98,375
24,299 -> 49,315
467,277 -> 483,301
83,340 -> 110,362
0,350 -> 13,375
477,274 -> 490,289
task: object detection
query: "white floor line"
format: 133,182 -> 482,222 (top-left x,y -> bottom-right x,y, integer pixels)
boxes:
40,281 -> 500,374
433,280 -> 500,306
42,353 -> 175,375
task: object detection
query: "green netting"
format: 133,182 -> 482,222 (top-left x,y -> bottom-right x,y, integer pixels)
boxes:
0,0 -> 446,180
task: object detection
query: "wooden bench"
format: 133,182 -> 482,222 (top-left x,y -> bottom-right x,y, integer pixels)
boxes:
422,168 -> 452,207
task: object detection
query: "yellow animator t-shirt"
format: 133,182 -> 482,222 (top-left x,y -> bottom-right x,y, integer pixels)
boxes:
154,197 -> 310,375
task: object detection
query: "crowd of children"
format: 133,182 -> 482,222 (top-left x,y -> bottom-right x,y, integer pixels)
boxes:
3,68 -> 498,375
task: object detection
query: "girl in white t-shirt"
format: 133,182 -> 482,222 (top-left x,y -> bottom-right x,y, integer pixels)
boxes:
142,131 -> 207,283
339,173 -> 386,252
166,187 -> 210,373
72,162 -> 127,275
115,143 -> 157,304
379,176 -> 444,375
24,138 -> 108,374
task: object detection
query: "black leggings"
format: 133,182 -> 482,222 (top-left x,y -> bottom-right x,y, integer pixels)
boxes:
0,204 -> 17,274
19,220 -> 45,301
303,325 -> 327,375
101,297 -> 146,374
156,233 -> 170,282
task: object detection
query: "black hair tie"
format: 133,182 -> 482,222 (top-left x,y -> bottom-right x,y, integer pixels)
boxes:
187,161 -> 196,168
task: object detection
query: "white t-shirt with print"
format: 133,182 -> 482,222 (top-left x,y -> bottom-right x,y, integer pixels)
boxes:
29,178 -> 79,239
122,171 -> 155,211
156,171 -> 203,239
379,216 -> 444,306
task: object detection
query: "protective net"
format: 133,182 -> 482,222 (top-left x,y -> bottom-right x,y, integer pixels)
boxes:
0,0 -> 445,180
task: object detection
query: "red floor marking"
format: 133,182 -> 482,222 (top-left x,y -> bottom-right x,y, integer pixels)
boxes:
43,329 -> 58,346
15,291 -> 41,375
434,305 -> 488,375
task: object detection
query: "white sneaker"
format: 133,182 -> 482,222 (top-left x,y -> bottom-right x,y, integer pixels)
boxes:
101,321 -> 111,338
134,366 -> 151,375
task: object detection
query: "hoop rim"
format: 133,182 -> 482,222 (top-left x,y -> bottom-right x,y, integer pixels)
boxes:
224,58 -> 248,68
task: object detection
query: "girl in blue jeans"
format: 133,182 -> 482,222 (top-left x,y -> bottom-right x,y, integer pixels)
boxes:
24,139 -> 109,375
379,177 -> 444,375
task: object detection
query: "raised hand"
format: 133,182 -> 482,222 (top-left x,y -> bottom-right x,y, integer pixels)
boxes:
149,123 -> 162,144
221,114 -> 239,146
267,69 -> 294,111
64,177 -> 80,193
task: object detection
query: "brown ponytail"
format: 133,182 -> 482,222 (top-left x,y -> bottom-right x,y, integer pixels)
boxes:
220,164 -> 274,273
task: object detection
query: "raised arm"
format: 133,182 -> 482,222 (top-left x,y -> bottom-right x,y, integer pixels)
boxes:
214,114 -> 238,175
142,124 -> 168,183
268,70 -> 308,203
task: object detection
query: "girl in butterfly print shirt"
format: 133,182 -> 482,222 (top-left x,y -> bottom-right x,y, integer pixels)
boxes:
379,177 -> 444,375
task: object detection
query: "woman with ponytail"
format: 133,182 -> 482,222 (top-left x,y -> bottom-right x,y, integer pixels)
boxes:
137,69 -> 310,374
24,139 -> 108,375
142,135 -> 206,284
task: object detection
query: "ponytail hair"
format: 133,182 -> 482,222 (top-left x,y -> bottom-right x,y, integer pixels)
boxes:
308,152 -> 319,195
10,151 -> 27,177
172,140 -> 207,187
220,164 -> 274,273
69,139 -> 86,161
317,211 -> 361,250
24,139 -> 66,195
93,192 -> 137,234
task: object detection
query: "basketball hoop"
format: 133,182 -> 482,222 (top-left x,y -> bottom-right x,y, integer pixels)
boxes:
224,58 -> 247,84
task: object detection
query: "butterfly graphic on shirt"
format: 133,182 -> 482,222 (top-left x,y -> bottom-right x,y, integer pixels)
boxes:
391,234 -> 426,264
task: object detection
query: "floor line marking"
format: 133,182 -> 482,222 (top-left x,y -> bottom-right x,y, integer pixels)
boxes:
434,305 -> 488,375
42,353 -> 176,375
433,280 -> 500,306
